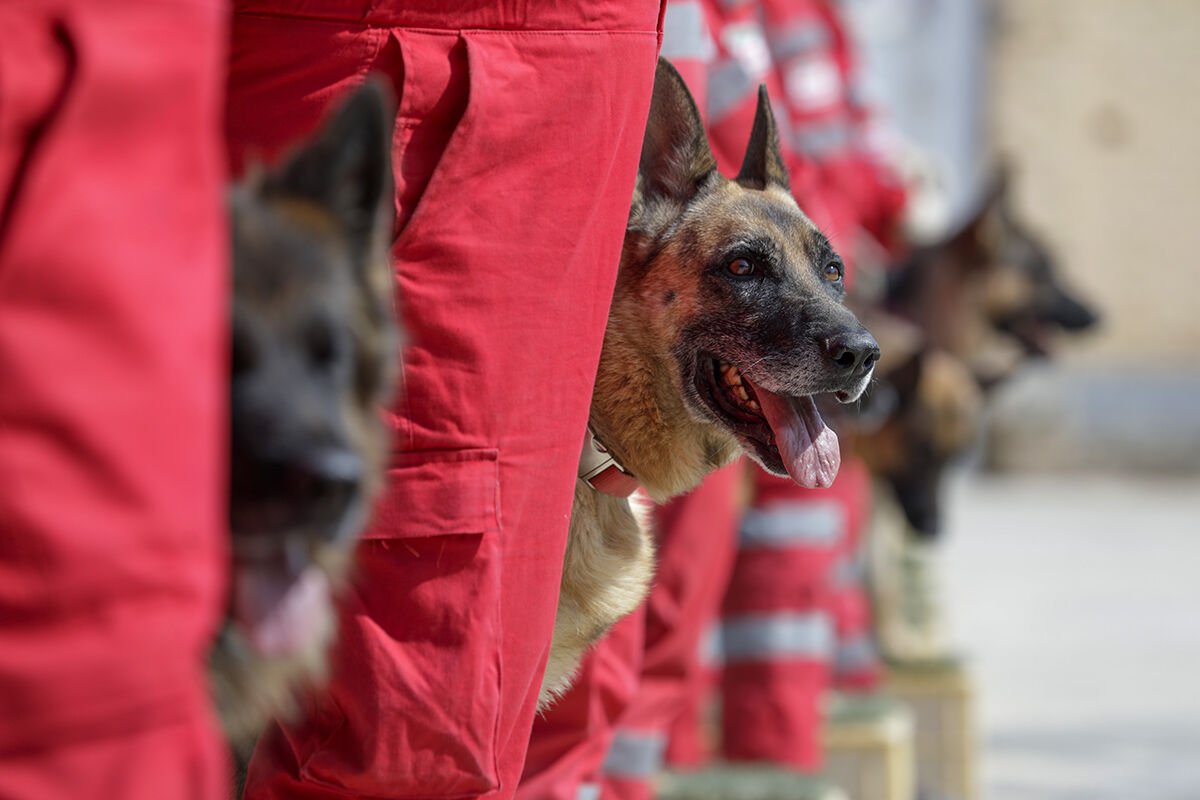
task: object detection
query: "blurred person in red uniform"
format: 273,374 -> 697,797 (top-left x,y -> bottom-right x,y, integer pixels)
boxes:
521,0 -> 906,795
0,2 -> 228,798
224,3 -> 665,798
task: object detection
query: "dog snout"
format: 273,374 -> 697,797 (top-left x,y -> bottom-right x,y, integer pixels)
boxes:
233,446 -> 364,540
1048,288 -> 1100,332
824,329 -> 880,377
289,449 -> 363,536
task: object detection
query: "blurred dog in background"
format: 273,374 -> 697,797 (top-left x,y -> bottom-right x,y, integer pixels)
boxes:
848,166 -> 1100,660
849,315 -> 982,539
850,165 -> 1101,534
214,81 -> 398,751
886,166 -> 1099,389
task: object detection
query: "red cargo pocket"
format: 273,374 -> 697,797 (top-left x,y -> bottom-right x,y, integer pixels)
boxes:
295,448 -> 504,797
366,448 -> 500,539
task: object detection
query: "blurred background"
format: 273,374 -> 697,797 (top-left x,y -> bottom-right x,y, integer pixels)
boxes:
847,1 -> 1200,798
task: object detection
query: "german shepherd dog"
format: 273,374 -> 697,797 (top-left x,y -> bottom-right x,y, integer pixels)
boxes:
854,169 -> 1100,536
885,167 -> 1099,387
213,83 -> 398,749
541,60 -> 880,705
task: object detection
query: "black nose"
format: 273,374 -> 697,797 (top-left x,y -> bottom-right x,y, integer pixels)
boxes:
1049,291 -> 1100,332
825,330 -> 880,376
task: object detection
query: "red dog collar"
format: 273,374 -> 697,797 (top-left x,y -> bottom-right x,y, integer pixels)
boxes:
579,429 -> 640,498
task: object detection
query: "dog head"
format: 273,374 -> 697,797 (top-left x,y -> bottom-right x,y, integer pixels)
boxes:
217,81 -> 397,744
594,59 -> 878,497
887,167 -> 1099,384
980,172 -> 1100,355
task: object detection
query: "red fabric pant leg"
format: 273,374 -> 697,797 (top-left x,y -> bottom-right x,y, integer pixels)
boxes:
719,468 -> 842,770
600,463 -> 740,799
825,459 -> 882,691
663,680 -> 710,769
0,3 -> 227,797
518,606 -> 646,800
226,7 -> 663,798
0,716 -> 227,800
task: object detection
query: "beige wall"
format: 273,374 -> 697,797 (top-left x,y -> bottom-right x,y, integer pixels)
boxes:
990,0 -> 1200,367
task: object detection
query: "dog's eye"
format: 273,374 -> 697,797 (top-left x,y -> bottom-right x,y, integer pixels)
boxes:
728,258 -> 756,277
823,263 -> 843,282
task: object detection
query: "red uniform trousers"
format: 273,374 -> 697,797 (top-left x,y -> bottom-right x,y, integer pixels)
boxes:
720,458 -> 876,770
0,2 -> 227,797
225,3 -> 663,797
826,462 -> 881,691
519,465 -> 740,800
599,464 -> 741,799
518,606 -> 646,800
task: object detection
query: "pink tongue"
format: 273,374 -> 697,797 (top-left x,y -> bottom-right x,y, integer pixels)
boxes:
750,384 -> 841,488
232,565 -> 330,658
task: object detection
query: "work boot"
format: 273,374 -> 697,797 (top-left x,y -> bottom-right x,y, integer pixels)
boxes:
869,515 -> 951,664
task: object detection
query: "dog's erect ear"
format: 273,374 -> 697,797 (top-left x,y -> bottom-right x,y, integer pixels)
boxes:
638,58 -> 718,208
268,79 -> 394,245
944,177 -> 1006,271
736,85 -> 790,191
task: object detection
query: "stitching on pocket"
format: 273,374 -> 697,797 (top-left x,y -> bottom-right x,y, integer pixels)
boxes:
391,31 -> 475,247
365,447 -> 500,538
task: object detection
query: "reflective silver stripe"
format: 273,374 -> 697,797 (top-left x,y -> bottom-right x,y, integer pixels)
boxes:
769,23 -> 828,61
721,612 -> 834,662
739,502 -> 843,548
576,783 -> 601,800
793,120 -> 852,157
602,728 -> 667,778
830,555 -> 860,588
661,1 -> 715,63
835,632 -> 879,674
707,57 -> 757,120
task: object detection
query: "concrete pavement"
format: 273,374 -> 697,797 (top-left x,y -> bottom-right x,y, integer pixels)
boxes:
941,474 -> 1200,800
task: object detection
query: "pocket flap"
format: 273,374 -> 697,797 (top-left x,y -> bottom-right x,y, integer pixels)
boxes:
365,447 -> 500,538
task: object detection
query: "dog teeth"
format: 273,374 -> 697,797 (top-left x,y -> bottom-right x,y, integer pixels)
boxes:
747,399 -> 760,411
734,384 -> 749,402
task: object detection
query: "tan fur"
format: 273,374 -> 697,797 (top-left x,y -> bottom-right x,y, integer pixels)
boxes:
542,484 -> 655,703
921,351 -> 983,454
